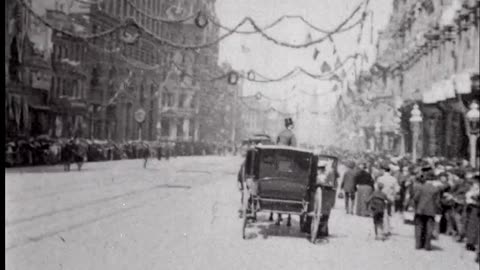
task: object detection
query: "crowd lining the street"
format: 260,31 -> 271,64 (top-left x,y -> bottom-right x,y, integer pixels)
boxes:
5,136 -> 478,263
329,147 -> 479,263
5,136 -> 234,168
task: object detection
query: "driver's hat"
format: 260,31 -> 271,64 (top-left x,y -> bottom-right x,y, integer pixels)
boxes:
284,118 -> 294,127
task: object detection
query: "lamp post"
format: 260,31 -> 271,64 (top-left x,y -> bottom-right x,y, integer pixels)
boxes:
374,121 -> 382,152
466,101 -> 479,168
409,104 -> 423,162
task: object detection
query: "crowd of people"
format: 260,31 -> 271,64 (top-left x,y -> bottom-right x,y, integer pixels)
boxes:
334,149 -> 479,263
5,136 -> 234,168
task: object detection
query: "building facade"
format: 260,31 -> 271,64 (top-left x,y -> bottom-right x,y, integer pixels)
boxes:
5,0 -> 238,144
336,0 -> 480,158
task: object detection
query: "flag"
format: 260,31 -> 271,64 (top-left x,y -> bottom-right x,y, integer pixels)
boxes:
334,57 -> 342,69
330,74 -> 341,83
321,61 -> 331,73
328,36 -> 337,55
313,48 -> 320,60
241,44 -> 250,53
305,32 -> 312,43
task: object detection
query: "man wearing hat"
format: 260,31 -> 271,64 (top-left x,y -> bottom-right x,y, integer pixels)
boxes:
277,118 -> 297,147
412,166 -> 445,250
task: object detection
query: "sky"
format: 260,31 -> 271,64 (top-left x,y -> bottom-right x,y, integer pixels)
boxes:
215,0 -> 394,114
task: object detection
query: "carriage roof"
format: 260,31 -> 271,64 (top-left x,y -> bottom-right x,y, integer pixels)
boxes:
252,145 -> 314,154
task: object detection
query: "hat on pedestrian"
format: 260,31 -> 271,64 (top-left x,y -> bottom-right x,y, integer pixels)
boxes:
380,162 -> 390,171
284,118 -> 294,127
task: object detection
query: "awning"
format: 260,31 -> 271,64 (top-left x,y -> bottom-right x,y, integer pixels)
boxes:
422,79 -> 456,104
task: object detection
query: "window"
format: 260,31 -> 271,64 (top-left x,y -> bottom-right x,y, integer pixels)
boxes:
177,118 -> 184,138
161,118 -> 169,137
115,0 -> 121,16
162,92 -> 168,107
178,93 -> 186,108
51,76 -> 56,98
140,84 -> 145,105
108,0 -> 114,14
168,93 -> 175,107
189,120 -> 194,137
190,95 -> 196,108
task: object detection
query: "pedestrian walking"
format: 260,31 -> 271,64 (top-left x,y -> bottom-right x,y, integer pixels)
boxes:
366,182 -> 391,240
412,171 -> 443,250
377,163 -> 400,235
464,175 -> 479,251
354,163 -> 374,217
316,161 -> 339,237
142,142 -> 150,168
62,140 -> 73,172
341,161 -> 357,215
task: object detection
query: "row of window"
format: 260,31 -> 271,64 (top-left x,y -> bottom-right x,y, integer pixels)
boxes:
50,76 -> 86,99
161,92 -> 197,109
160,118 -> 195,138
103,0 -> 164,36
52,41 -> 85,63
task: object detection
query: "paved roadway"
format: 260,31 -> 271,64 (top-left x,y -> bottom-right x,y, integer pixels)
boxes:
5,156 -> 478,270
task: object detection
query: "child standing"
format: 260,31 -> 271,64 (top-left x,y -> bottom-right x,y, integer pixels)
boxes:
366,182 -> 392,240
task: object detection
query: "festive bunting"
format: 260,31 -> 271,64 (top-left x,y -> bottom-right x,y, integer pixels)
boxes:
334,57 -> 342,69
313,48 -> 320,60
321,61 -> 332,73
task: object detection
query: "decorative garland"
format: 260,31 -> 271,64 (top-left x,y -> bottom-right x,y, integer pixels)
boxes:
20,0 -> 365,50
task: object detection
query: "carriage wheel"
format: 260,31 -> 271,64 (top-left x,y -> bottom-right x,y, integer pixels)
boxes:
242,191 -> 249,239
310,188 -> 322,243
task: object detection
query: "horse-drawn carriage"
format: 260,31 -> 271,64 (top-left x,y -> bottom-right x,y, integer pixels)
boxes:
241,145 -> 339,243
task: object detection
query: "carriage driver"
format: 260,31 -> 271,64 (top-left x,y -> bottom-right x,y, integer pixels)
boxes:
277,118 -> 297,147
270,118 -> 297,226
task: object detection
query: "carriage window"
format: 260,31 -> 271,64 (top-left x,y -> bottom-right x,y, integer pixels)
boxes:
262,155 -> 275,165
277,160 -> 292,172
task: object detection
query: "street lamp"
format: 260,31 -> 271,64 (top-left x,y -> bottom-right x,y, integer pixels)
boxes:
466,101 -> 479,167
409,104 -> 423,162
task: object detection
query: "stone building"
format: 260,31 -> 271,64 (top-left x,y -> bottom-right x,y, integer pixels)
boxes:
5,0 -> 240,144
338,0 -> 479,158
47,9 -> 90,138
5,0 -> 53,140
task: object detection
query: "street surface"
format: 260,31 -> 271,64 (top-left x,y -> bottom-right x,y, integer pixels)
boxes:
5,156 -> 478,270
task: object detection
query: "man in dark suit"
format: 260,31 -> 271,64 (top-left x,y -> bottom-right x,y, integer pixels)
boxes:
412,171 -> 444,250
277,118 -> 297,147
